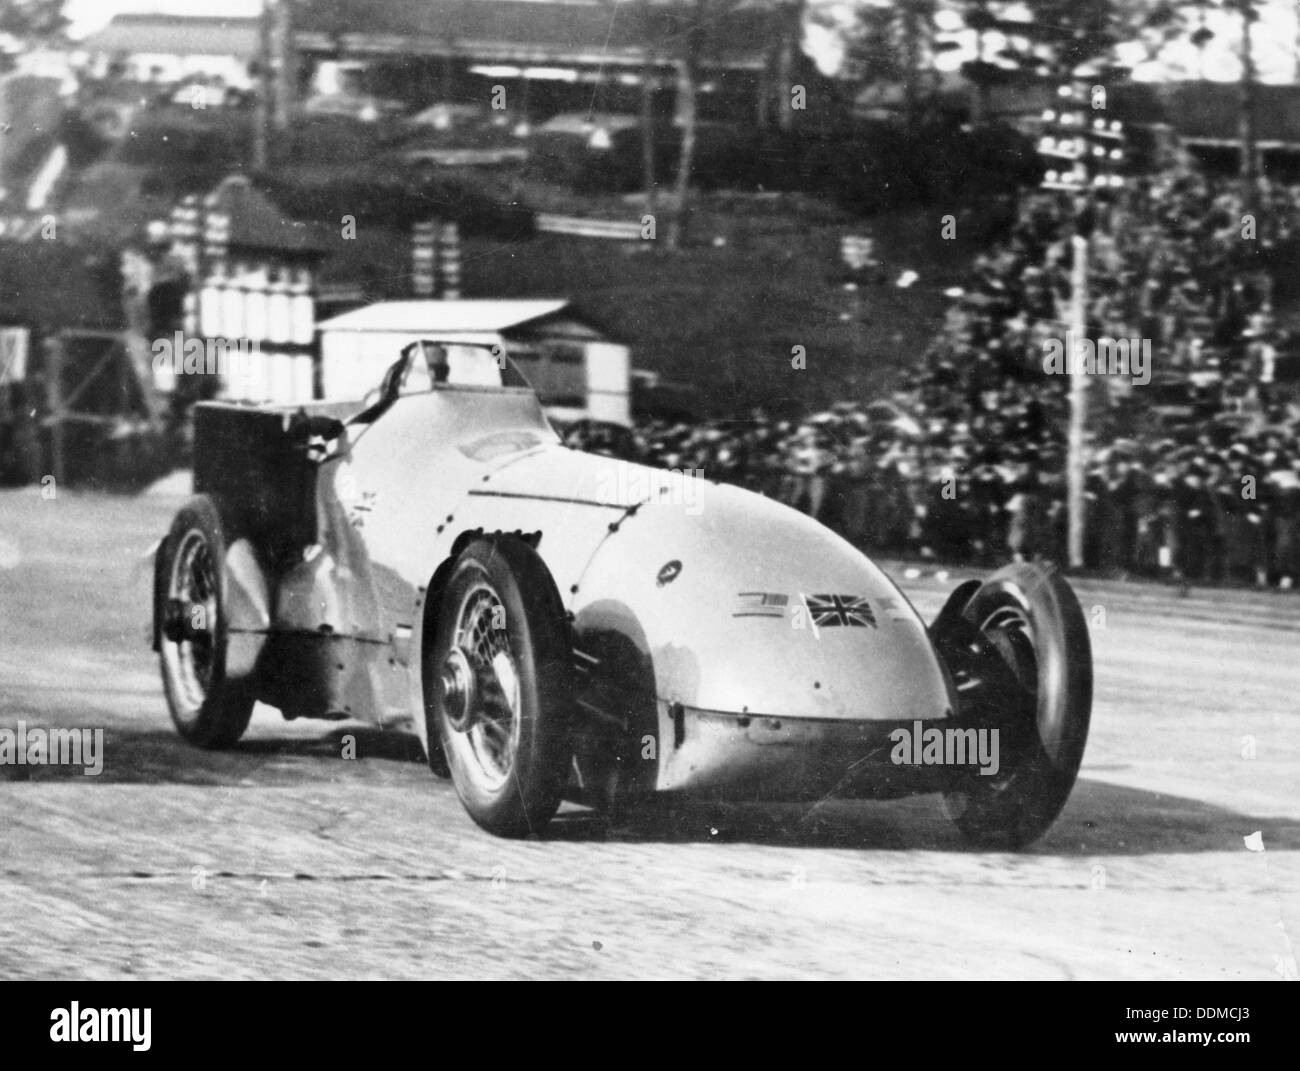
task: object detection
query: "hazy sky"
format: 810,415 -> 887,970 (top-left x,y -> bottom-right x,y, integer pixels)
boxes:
65,0 -> 1300,83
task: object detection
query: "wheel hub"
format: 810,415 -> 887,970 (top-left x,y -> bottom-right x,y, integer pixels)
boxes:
441,647 -> 478,732
162,597 -> 212,643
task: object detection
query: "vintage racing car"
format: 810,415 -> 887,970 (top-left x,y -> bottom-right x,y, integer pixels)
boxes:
153,341 -> 1092,847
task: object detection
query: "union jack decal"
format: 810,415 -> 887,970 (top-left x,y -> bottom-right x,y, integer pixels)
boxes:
804,594 -> 877,628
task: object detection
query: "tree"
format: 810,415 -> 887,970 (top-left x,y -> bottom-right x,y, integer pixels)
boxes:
1226,0 -> 1261,202
0,0 -> 68,42
621,1 -> 673,228
1118,0 -> 1262,203
666,0 -> 707,250
659,0 -> 807,250
762,0 -> 805,132
836,0 -> 945,128
937,1 -> 1204,125
958,0 -> 1019,127
1199,1 -> 1262,203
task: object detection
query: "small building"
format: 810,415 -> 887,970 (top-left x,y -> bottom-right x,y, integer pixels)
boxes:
78,4 -> 821,129
295,0 -> 810,129
317,299 -> 630,425
147,174 -> 330,406
1153,82 -> 1300,171
78,14 -> 260,88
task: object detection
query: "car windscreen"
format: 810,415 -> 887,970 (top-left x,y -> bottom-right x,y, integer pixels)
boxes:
399,341 -> 534,392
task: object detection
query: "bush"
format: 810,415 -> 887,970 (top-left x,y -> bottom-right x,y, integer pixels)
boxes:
58,109 -> 111,169
745,119 -> 1036,215
108,111 -> 252,197
254,168 -> 535,240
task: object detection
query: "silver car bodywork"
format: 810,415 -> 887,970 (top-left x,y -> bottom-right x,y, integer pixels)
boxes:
205,364 -> 957,807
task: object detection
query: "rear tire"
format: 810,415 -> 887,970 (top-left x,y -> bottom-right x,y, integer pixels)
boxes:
155,496 -> 255,748
426,538 -> 574,838
943,563 -> 1092,848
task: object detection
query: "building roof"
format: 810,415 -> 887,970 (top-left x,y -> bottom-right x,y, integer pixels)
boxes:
868,77 -> 1300,148
296,0 -> 784,70
318,299 -> 573,334
79,14 -> 261,59
1157,82 -> 1300,147
205,176 -> 331,257
79,3 -> 793,73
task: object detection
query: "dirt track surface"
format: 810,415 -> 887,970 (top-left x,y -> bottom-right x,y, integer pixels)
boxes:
1,487 -> 1297,979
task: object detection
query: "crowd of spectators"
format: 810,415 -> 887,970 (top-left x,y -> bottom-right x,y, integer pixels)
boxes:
566,161 -> 1300,589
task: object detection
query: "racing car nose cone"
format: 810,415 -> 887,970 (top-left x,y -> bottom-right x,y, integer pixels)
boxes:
441,647 -> 477,732
571,477 -> 952,723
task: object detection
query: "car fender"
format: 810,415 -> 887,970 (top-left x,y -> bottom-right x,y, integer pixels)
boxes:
224,538 -> 272,681
570,476 -> 954,724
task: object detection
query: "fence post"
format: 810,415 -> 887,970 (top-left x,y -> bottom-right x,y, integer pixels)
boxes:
43,334 -> 64,487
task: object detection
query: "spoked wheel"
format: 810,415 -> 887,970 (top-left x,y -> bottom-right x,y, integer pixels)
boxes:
426,538 -> 574,838
155,496 -> 254,748
443,585 -> 524,790
941,563 -> 1092,849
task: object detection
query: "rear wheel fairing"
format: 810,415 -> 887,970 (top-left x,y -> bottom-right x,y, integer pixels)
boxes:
570,476 -> 954,726
255,631 -> 398,723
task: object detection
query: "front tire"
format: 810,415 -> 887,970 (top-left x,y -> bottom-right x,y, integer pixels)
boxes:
155,496 -> 255,748
426,538 -> 574,838
942,563 -> 1092,848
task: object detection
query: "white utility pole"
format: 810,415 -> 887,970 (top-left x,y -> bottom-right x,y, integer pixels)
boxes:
1067,230 -> 1088,570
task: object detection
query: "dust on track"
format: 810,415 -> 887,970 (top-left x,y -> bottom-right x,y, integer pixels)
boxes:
0,489 -> 1296,979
